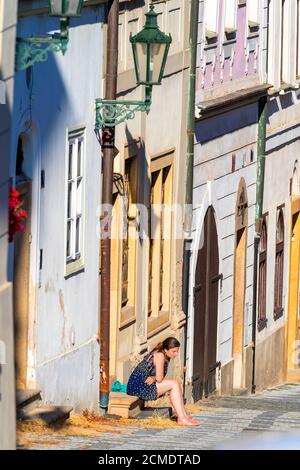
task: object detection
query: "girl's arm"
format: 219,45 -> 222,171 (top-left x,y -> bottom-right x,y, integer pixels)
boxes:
154,352 -> 165,383
144,351 -> 165,385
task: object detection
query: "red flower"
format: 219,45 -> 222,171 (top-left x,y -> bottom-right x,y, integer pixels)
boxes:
8,187 -> 28,242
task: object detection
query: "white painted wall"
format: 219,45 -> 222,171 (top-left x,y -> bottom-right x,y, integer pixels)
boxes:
268,0 -> 298,88
258,92 -> 300,346
187,103 -> 258,387
0,0 -> 17,450
12,4 -> 105,411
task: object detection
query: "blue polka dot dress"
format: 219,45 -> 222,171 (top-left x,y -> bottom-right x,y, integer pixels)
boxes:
127,351 -> 169,400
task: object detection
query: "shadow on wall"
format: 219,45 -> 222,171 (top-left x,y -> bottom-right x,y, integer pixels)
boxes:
267,90 -> 298,123
124,124 -> 160,240
0,66 -> 13,283
195,102 -> 258,145
267,97 -> 280,122
8,47 -> 72,281
279,92 -> 294,110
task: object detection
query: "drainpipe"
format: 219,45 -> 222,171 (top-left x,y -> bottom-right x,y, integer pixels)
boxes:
99,0 -> 119,413
182,0 -> 199,401
251,96 -> 268,394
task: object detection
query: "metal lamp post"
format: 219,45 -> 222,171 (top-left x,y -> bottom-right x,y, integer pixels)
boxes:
95,4 -> 171,130
15,0 -> 84,72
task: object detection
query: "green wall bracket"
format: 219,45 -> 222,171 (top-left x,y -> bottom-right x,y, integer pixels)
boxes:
15,18 -> 69,72
95,86 -> 152,129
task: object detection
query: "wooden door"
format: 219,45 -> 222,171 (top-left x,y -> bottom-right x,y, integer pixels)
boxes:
193,207 -> 220,401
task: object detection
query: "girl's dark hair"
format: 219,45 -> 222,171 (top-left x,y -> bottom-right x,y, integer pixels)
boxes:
154,337 -> 180,356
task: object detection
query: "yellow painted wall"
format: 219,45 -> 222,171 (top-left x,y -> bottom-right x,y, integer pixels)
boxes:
286,197 -> 300,373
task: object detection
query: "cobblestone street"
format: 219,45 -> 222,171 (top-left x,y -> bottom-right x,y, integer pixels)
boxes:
18,383 -> 300,450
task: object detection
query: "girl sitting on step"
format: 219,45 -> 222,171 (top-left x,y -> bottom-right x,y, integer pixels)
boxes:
127,337 -> 200,426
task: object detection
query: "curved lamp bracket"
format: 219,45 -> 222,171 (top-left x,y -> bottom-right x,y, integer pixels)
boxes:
95,86 -> 152,130
15,18 -> 69,72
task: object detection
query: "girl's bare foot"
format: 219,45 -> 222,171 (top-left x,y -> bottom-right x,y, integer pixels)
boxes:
186,417 -> 200,425
177,417 -> 200,426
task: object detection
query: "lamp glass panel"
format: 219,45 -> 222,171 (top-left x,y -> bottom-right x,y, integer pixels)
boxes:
65,0 -> 82,16
49,0 -> 63,15
49,0 -> 82,16
149,43 -> 165,83
135,42 -> 148,83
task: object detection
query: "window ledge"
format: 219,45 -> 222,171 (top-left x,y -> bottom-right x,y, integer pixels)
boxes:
223,37 -> 237,46
65,261 -> 85,278
247,32 -> 259,40
120,305 -> 136,329
248,21 -> 259,34
268,84 -> 294,97
274,307 -> 284,321
224,27 -> 237,41
205,30 -> 218,46
206,29 -> 218,40
147,311 -> 170,338
257,318 -> 268,332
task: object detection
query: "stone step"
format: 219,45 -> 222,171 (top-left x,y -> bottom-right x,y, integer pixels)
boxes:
108,392 -> 143,419
138,406 -> 173,420
16,388 -> 73,425
16,389 -> 41,410
17,405 -> 73,425
232,388 -> 250,396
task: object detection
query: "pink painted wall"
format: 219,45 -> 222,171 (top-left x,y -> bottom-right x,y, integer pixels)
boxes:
198,1 -> 259,92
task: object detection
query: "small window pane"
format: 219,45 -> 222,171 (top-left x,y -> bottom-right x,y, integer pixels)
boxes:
66,221 -> 71,258
67,183 -> 72,219
75,216 -> 80,254
66,129 -> 85,269
76,179 -> 82,214
77,140 -> 82,177
276,212 -> 284,243
68,144 -> 73,180
260,222 -> 267,252
205,0 -> 218,33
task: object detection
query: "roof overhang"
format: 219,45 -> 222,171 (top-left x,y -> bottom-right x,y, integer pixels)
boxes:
195,84 -> 272,121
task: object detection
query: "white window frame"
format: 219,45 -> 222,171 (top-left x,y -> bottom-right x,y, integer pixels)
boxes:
204,0 -> 219,37
224,0 -> 238,32
65,127 -> 86,276
281,0 -> 289,84
297,0 -> 300,77
247,0 -> 260,26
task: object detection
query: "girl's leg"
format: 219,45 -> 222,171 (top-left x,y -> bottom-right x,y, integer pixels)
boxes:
156,379 -> 186,421
156,379 -> 199,425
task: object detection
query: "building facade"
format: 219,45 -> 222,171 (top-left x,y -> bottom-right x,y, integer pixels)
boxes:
186,0 -> 269,401
0,0 -> 18,450
261,0 -> 300,388
11,0 -> 107,411
109,0 -> 190,385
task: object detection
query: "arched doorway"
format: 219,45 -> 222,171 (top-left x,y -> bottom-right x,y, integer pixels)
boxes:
13,134 -> 32,389
192,206 -> 220,401
232,179 -> 248,390
287,163 -> 300,377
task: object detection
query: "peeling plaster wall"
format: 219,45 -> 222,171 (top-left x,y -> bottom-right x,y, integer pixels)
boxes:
187,103 -> 258,391
0,0 -> 17,450
12,5 -> 105,410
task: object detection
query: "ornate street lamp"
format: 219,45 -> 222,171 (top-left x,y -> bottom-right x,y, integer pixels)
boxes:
15,0 -> 84,72
130,4 -> 171,86
95,4 -> 172,129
